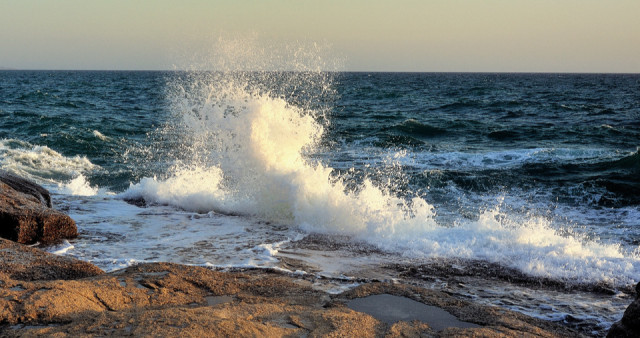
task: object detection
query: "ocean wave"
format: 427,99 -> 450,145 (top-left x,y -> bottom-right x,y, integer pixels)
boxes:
58,174 -> 99,196
17,90 -> 51,101
402,148 -> 639,207
121,73 -> 640,289
0,138 -> 98,187
400,147 -> 615,172
517,149 -> 640,206
435,101 -> 478,111
92,130 -> 111,141
487,129 -> 520,140
608,149 -> 640,171
391,119 -> 447,137
374,134 -> 424,147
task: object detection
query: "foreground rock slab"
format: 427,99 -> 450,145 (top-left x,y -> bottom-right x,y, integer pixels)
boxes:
0,253 -> 581,337
0,171 -> 76,244
0,238 -> 104,281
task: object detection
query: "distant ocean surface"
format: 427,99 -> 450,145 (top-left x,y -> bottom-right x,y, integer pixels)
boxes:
1,70 -> 639,335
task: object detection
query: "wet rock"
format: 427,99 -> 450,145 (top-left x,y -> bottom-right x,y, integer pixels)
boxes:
0,238 -> 103,281
122,196 -> 147,207
607,283 -> 640,337
0,173 -> 76,244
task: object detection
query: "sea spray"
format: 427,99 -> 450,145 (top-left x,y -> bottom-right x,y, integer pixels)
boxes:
122,69 -> 640,288
118,39 -> 640,289
59,174 -> 99,196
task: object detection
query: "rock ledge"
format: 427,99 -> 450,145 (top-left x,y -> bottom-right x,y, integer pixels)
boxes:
0,241 -> 582,337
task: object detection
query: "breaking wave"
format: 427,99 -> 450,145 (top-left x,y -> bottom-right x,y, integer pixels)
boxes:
122,70 -> 640,289
0,138 -> 98,195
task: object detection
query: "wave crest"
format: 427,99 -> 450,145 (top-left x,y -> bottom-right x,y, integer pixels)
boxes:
0,138 -> 97,183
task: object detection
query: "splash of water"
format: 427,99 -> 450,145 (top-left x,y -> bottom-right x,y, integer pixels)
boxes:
59,174 -> 99,196
123,40 -> 639,288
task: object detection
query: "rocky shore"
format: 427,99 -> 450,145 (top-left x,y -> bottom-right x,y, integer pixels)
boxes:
0,173 -> 636,337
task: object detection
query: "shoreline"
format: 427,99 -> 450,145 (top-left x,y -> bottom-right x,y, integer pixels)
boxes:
1,238 -> 583,337
1,169 -> 636,336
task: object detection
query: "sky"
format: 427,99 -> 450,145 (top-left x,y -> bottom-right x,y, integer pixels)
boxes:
1,0 -> 639,72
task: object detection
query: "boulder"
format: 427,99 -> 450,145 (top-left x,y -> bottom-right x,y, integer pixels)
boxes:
0,170 -> 51,207
607,283 -> 640,337
0,172 -> 76,244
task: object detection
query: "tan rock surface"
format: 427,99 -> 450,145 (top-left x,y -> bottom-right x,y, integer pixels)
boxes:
0,254 -> 582,337
0,238 -> 104,281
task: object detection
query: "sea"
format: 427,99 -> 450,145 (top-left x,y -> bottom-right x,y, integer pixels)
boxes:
1,69 -> 638,336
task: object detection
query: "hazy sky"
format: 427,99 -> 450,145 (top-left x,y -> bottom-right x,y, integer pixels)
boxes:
1,0 -> 639,72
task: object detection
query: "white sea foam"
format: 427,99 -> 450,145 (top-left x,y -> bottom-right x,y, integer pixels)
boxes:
124,168 -> 228,213
59,174 -> 99,196
50,240 -> 75,255
389,147 -> 619,171
119,72 -> 640,289
373,207 -> 638,286
0,138 -> 97,183
322,145 -> 621,177
54,194 -> 302,272
92,130 -> 110,141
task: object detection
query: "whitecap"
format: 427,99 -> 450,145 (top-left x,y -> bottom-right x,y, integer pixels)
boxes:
59,174 -> 98,196
0,138 -> 97,184
92,130 -> 110,141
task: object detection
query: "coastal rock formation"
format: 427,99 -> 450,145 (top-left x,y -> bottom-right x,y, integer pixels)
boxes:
0,243 -> 581,337
0,238 -> 103,281
0,171 -> 76,244
607,283 -> 640,337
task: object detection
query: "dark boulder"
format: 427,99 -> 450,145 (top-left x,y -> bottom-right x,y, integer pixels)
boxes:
0,172 -> 77,244
608,283 -> 640,337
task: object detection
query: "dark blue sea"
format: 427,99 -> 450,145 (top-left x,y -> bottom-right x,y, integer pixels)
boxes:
1,70 -> 639,335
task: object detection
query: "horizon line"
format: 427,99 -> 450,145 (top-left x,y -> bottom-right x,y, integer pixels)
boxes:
1,68 -> 639,75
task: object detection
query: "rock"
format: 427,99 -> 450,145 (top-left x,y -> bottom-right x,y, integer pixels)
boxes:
0,170 -> 51,208
0,259 -> 581,337
607,283 -> 640,337
0,173 -> 76,244
0,238 -> 104,281
122,196 -> 147,207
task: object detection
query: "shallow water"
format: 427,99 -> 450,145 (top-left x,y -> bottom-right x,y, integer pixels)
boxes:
347,294 -> 480,330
